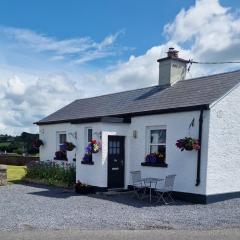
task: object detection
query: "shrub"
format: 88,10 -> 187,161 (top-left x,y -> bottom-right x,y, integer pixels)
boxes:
25,161 -> 76,187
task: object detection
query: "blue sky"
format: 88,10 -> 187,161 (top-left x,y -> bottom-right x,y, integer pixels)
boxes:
0,0 -> 196,59
0,0 -> 240,135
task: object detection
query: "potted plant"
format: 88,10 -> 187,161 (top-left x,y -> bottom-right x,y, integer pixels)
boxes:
176,137 -> 200,151
145,152 -> 165,164
32,139 -> 44,148
54,150 -> 67,160
82,153 -> 93,163
75,180 -> 95,194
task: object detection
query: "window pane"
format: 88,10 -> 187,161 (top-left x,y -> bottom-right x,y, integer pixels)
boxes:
59,134 -> 66,144
88,129 -> 92,142
109,146 -> 113,154
150,129 -> 166,144
116,147 -> 120,154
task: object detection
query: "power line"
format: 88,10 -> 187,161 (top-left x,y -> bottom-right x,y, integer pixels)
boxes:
191,60 -> 240,64
187,59 -> 240,72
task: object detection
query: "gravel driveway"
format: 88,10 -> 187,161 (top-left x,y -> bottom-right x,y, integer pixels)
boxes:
0,183 -> 239,231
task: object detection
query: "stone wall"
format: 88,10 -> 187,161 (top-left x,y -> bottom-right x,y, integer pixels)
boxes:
0,155 -> 39,166
0,165 -> 7,186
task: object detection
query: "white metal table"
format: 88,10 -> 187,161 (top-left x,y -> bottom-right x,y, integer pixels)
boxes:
142,177 -> 164,203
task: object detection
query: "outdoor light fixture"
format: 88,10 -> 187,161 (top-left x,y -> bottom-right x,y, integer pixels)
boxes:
133,130 -> 137,139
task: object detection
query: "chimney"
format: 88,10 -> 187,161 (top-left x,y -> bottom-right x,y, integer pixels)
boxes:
157,48 -> 188,86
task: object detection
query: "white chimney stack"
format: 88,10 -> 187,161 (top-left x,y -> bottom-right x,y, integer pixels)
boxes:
157,48 -> 188,86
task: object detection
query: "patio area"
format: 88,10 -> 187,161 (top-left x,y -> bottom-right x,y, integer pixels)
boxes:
0,183 -> 240,231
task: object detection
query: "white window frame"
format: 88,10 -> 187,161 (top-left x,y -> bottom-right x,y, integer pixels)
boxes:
85,127 -> 93,146
56,131 -> 67,151
146,126 -> 167,156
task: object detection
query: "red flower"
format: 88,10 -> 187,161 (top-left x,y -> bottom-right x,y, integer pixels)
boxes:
91,139 -> 97,144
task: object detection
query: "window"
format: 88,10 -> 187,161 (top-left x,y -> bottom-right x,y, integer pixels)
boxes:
109,140 -> 120,154
87,128 -> 92,143
57,132 -> 67,150
147,127 -> 167,160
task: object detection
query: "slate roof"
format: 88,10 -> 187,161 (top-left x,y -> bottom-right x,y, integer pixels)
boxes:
36,70 -> 240,125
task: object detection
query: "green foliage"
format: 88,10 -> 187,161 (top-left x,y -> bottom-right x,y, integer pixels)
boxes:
0,132 -> 39,155
26,161 -> 76,187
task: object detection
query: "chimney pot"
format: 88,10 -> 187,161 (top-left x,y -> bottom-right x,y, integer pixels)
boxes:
167,47 -> 179,58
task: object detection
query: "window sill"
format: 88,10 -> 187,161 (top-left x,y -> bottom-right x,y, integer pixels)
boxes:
81,161 -> 94,165
141,162 -> 168,168
54,158 -> 68,161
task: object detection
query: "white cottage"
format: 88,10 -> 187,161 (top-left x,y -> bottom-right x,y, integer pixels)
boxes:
35,48 -> 240,203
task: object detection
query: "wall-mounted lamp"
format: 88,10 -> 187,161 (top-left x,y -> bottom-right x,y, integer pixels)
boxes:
133,130 -> 137,139
40,129 -> 44,134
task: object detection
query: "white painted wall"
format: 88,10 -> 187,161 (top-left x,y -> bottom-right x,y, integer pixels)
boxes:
39,110 -> 210,194
128,111 -> 209,195
39,123 -> 77,163
75,123 -> 104,187
206,84 -> 240,195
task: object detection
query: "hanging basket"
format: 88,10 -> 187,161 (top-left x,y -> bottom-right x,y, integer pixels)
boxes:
32,139 -> 44,148
184,145 -> 194,151
64,142 -> 76,151
176,137 -> 200,151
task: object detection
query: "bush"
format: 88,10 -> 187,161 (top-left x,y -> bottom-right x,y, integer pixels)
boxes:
25,161 -> 76,187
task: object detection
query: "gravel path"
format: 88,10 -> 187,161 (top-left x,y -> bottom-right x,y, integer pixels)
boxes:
0,184 -> 239,231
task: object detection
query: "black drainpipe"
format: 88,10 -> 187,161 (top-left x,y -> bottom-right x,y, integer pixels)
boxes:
195,109 -> 204,186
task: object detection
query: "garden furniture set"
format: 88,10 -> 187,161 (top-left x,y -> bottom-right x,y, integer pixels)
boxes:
130,171 -> 176,204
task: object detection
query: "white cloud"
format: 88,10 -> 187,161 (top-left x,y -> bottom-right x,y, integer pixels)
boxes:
0,27 -> 126,64
1,0 -> 240,135
104,0 -> 240,91
0,71 -> 83,135
6,76 -> 26,95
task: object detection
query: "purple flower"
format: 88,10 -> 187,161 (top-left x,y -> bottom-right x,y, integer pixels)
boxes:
85,144 -> 92,153
60,144 -> 67,151
83,154 -> 91,162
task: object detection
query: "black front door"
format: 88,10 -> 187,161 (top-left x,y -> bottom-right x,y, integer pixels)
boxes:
108,136 -> 125,188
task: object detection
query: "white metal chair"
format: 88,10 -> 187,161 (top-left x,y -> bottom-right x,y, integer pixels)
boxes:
155,174 -> 176,204
130,171 -> 146,199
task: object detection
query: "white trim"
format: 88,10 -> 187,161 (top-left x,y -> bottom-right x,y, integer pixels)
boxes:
56,131 -> 66,151
84,127 -> 93,146
145,125 -> 167,155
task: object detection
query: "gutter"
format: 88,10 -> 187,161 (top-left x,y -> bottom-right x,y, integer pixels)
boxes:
195,109 -> 204,186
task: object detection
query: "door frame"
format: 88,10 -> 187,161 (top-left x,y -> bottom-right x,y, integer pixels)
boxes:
107,135 -> 125,188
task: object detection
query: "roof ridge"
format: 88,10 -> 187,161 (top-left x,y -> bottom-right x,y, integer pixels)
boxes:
184,69 -> 240,82
77,69 -> 240,101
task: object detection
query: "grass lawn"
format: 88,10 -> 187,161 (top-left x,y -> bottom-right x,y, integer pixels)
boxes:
7,165 -> 26,183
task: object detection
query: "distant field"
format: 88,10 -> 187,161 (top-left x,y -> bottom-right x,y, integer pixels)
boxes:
7,165 -> 26,183
0,142 -> 11,147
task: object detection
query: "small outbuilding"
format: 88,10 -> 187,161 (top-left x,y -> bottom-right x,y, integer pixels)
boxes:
35,48 -> 240,203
